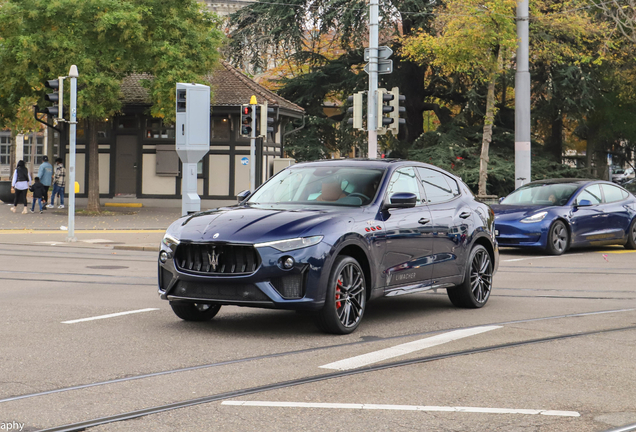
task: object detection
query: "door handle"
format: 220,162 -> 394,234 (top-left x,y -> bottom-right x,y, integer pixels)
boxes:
459,211 -> 471,219
418,218 -> 430,225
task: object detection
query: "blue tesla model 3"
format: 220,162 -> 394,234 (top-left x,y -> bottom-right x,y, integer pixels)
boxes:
492,179 -> 636,255
158,159 -> 498,334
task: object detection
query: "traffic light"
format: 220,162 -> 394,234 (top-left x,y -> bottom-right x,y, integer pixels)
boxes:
259,101 -> 275,142
42,77 -> 65,120
388,87 -> 406,136
346,91 -> 364,130
240,104 -> 253,137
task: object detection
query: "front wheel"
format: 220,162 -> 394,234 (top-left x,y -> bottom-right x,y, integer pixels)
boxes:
546,220 -> 569,255
625,218 -> 636,250
316,256 -> 366,335
447,244 -> 493,308
170,302 -> 221,321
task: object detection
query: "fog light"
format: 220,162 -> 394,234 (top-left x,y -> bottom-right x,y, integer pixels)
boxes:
495,230 -> 499,236
283,257 -> 294,269
159,251 -> 169,263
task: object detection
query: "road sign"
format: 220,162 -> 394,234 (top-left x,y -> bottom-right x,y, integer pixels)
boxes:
241,157 -> 249,166
364,60 -> 393,75
364,46 -> 393,62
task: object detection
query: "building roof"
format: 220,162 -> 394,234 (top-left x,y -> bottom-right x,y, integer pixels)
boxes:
120,61 -> 303,114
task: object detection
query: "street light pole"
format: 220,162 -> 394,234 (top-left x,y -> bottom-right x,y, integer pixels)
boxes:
367,0 -> 379,159
515,0 -> 531,189
66,65 -> 78,242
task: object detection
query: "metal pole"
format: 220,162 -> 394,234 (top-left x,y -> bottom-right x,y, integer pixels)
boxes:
67,65 -> 78,242
250,103 -> 257,191
515,0 -> 531,189
367,0 -> 379,159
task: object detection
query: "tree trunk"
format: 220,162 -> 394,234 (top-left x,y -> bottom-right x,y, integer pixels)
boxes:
478,72 -> 498,196
86,118 -> 101,212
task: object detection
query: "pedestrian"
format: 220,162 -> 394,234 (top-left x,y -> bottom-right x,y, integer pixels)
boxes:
48,158 -> 66,209
37,155 -> 53,210
29,176 -> 46,213
11,160 -> 31,214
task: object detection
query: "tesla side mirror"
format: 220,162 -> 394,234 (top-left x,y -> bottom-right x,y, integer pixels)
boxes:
384,192 -> 418,209
499,197 -> 504,204
237,190 -> 251,203
576,199 -> 592,207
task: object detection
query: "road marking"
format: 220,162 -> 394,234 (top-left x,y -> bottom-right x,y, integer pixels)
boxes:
503,253 -> 584,262
222,401 -> 580,417
598,250 -> 636,254
81,239 -> 115,244
320,325 -> 501,371
62,308 -> 159,324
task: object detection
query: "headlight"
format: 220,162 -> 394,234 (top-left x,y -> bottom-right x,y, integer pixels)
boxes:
162,233 -> 180,248
520,211 -> 548,224
255,235 -> 323,251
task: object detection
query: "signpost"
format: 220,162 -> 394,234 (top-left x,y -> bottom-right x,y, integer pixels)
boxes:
67,65 -> 78,242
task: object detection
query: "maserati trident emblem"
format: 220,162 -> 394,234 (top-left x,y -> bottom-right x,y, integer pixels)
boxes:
208,249 -> 220,271
213,233 -> 220,239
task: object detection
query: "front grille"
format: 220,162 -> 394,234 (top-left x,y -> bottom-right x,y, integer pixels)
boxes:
172,280 -> 269,302
175,243 -> 261,275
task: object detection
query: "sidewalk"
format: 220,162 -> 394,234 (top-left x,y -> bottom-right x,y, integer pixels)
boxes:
0,197 -> 236,251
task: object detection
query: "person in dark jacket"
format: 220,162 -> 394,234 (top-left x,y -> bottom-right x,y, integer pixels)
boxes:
11,160 -> 31,214
29,177 -> 47,213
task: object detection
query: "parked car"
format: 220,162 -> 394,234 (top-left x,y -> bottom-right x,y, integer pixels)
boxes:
624,179 -> 636,194
492,179 -> 636,255
612,167 -> 635,184
158,159 -> 498,334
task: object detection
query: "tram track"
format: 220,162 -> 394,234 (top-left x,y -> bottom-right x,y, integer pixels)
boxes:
35,323 -> 636,432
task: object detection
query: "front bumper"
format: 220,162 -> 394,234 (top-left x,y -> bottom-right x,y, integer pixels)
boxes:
495,220 -> 549,248
157,240 -> 332,311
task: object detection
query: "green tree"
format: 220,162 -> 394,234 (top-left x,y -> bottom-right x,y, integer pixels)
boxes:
0,0 -> 223,211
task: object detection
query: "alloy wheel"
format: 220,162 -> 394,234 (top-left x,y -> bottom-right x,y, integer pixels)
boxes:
334,263 -> 366,328
469,249 -> 492,304
552,224 -> 567,253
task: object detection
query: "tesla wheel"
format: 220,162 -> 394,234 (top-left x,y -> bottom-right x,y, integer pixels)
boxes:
316,255 -> 366,335
170,302 -> 221,321
625,218 -> 636,250
447,244 -> 493,308
546,220 -> 569,255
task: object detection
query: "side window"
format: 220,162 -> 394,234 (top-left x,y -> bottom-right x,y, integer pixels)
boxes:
417,168 -> 457,204
602,184 -> 627,203
576,184 -> 602,205
386,167 -> 422,205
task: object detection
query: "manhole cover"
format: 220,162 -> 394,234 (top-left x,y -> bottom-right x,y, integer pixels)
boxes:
86,265 -> 129,270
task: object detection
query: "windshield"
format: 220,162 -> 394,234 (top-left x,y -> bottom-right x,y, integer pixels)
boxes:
501,183 -> 579,206
248,166 -> 385,207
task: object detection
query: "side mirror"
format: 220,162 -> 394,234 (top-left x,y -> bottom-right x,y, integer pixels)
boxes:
499,197 -> 504,204
576,199 -> 592,207
384,192 -> 418,209
237,190 -> 251,203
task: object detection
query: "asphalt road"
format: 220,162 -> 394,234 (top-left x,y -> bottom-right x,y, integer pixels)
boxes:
1,238 -> 635,432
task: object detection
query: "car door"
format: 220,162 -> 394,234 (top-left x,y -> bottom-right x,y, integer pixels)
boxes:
569,184 -> 610,245
380,166 -> 435,288
417,167 -> 473,281
601,183 -> 632,240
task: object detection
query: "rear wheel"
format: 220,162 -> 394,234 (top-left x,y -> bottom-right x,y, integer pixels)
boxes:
316,256 -> 366,334
625,218 -> 636,250
170,302 -> 221,321
546,220 -> 568,255
447,244 -> 493,308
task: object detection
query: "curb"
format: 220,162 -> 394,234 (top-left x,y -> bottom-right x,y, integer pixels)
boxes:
113,245 -> 160,252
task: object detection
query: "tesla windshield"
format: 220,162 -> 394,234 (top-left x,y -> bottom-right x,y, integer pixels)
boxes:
248,166 -> 385,206
501,183 -> 579,206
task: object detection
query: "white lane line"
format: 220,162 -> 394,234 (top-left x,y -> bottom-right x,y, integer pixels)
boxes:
62,308 -> 159,324
503,253 -> 584,262
320,325 -> 501,371
81,239 -> 115,244
222,401 -> 580,417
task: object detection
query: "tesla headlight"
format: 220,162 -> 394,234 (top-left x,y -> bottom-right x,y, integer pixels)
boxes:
520,211 -> 548,224
254,235 -> 323,251
162,233 -> 180,248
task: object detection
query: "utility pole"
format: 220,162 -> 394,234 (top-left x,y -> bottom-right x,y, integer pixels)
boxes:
67,65 -> 78,242
367,0 -> 379,159
250,95 -> 257,191
515,0 -> 531,189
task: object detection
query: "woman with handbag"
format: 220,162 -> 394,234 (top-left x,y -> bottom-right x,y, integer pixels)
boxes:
11,160 -> 31,214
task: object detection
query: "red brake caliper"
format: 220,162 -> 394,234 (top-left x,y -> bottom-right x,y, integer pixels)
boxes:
336,277 -> 342,309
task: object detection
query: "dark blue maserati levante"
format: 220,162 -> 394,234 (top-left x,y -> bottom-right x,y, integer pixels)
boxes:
492,179 -> 636,255
158,159 -> 498,334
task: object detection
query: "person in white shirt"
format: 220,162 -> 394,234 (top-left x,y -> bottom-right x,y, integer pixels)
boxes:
11,160 -> 31,214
